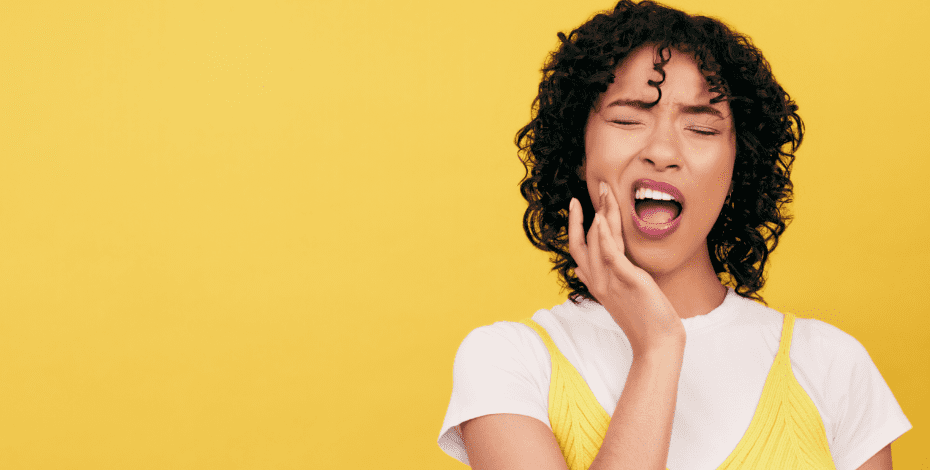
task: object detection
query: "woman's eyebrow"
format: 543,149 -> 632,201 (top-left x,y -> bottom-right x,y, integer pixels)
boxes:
605,99 -> 724,119
605,98 -> 654,110
679,104 -> 724,119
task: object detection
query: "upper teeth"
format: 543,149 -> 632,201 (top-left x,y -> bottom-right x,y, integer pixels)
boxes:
635,188 -> 676,201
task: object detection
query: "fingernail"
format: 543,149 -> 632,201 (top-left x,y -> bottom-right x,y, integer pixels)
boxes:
569,198 -> 576,211
599,182 -> 608,198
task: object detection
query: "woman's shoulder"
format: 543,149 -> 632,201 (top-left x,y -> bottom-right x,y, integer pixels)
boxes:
445,298 -> 620,408
458,297 -> 610,347
787,314 -> 911,468
440,309 -> 570,465
784,312 -> 873,375
726,293 -> 891,382
438,303 -> 594,442
725,294 -> 867,358
783,314 -> 875,404
729,298 -> 911,466
770,309 -> 863,350
451,310 -> 557,377
458,305 -> 562,347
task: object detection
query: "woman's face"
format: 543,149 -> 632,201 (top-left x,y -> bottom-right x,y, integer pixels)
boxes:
584,45 -> 736,277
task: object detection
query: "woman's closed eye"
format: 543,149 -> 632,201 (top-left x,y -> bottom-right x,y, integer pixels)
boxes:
610,119 -> 642,126
686,126 -> 720,136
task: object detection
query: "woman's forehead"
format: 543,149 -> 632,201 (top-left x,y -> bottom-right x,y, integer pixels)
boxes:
600,45 -> 723,109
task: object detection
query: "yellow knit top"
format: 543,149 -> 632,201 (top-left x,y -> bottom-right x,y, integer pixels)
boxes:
518,313 -> 837,470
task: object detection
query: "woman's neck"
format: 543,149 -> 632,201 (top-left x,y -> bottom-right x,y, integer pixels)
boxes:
651,250 -> 728,320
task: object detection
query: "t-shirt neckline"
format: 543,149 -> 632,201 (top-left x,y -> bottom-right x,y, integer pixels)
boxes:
573,287 -> 741,335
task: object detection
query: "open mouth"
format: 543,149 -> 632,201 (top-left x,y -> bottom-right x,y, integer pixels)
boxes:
634,187 -> 682,224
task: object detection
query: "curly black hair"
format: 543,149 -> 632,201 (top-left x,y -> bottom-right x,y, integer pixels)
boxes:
516,0 -> 803,304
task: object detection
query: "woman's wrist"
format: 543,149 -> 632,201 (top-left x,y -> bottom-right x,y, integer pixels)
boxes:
632,332 -> 686,363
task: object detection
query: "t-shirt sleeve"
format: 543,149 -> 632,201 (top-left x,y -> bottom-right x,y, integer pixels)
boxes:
437,321 -> 552,466
804,320 -> 912,470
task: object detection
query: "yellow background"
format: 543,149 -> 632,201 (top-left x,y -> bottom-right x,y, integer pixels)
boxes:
1,0 -> 927,468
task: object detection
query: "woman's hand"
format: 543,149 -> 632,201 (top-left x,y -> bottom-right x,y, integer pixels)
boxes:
569,182 -> 686,356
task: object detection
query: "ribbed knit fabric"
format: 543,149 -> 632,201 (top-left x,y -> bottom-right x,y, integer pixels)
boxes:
518,319 -> 611,469
519,313 -> 838,470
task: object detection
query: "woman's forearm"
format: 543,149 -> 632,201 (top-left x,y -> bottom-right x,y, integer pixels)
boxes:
589,338 -> 685,470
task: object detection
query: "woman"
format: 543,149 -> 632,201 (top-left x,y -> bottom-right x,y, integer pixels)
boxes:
438,1 -> 911,469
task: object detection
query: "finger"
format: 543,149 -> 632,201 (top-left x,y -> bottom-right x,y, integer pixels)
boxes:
587,213 -> 607,292
600,182 -> 625,252
575,265 -> 589,286
596,209 -> 625,279
567,198 -> 590,278
597,209 -> 644,287
595,192 -> 638,277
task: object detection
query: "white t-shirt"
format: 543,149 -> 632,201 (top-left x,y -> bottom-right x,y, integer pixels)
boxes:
438,288 -> 911,470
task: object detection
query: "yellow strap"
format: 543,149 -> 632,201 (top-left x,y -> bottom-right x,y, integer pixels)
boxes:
518,318 -> 570,365
519,319 -> 611,470
776,312 -> 796,359
716,312 -> 837,470
519,314 -> 835,470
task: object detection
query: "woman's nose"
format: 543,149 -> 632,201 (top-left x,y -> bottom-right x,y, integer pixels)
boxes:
640,124 -> 682,170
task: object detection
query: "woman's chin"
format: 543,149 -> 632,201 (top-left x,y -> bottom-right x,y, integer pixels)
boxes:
624,240 -> 711,281
625,249 -> 678,277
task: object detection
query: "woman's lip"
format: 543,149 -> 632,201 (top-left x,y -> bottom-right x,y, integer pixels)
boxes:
632,178 -> 684,204
630,178 -> 683,239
